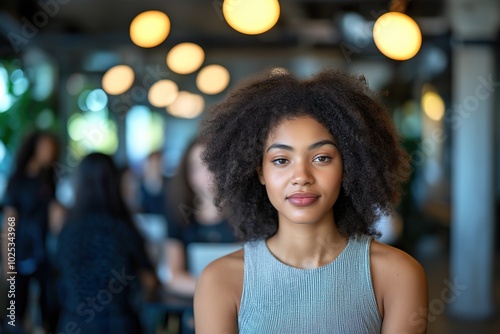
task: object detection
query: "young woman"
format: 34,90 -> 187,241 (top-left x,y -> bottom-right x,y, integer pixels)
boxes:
165,139 -> 235,297
194,69 -> 428,333
56,153 -> 158,333
1,130 -> 61,333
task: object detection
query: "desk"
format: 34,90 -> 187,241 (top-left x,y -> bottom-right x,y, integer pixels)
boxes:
143,287 -> 193,333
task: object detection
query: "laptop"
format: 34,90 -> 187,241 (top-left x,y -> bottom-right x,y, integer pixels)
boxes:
186,242 -> 243,277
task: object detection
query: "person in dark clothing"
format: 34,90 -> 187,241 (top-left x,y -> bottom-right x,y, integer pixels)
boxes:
137,150 -> 176,242
139,150 -> 170,216
56,153 -> 159,334
1,130 -> 61,334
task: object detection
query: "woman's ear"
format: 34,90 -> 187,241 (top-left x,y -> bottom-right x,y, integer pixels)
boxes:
256,166 -> 265,185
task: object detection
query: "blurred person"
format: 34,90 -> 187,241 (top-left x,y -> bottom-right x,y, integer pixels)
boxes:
137,151 -> 172,251
56,153 -> 159,334
119,165 -> 140,213
138,150 -> 171,216
135,152 -> 172,281
1,130 -> 61,334
164,139 -> 235,297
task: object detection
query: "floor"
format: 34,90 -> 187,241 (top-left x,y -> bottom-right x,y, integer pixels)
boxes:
417,234 -> 500,334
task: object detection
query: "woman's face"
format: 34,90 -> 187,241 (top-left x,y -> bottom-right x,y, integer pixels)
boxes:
258,116 -> 343,227
35,136 -> 57,167
187,144 -> 214,199
145,153 -> 162,177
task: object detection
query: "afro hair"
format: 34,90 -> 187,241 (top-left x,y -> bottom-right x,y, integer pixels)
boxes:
199,68 -> 410,241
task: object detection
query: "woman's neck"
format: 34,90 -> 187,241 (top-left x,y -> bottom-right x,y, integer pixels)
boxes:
26,159 -> 41,177
194,195 -> 223,225
266,215 -> 347,269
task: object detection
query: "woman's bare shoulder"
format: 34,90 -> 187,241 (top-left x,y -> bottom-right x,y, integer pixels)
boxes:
370,240 -> 426,276
203,248 -> 245,280
194,248 -> 245,334
370,239 -> 428,328
195,248 -> 245,304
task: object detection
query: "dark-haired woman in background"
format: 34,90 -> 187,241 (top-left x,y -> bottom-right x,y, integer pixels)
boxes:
165,139 -> 235,297
56,153 -> 158,334
1,130 -> 61,334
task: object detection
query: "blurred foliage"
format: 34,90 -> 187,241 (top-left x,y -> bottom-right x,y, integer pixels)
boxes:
0,57 -> 59,164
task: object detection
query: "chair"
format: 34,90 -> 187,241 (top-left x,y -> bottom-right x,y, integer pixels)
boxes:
186,242 -> 243,277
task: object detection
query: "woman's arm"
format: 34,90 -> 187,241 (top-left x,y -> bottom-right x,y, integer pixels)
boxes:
164,238 -> 197,296
194,251 -> 243,334
372,241 -> 428,334
48,200 -> 66,235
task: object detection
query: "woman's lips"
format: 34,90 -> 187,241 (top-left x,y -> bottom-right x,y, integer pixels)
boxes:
287,192 -> 319,207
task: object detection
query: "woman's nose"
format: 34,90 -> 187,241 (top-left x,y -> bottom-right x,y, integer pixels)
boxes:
290,161 -> 313,186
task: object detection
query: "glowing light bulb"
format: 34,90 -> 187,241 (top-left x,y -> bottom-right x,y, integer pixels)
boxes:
373,12 -> 422,61
130,11 -> 170,48
422,91 -> 445,121
167,91 -> 205,119
223,0 -> 280,35
102,65 -> 134,95
196,65 -> 230,95
148,80 -> 179,107
166,43 -> 205,75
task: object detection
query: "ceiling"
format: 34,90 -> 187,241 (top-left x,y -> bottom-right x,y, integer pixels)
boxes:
0,0 -> 448,56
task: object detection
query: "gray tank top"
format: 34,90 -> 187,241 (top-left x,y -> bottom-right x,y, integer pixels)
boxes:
238,234 -> 382,334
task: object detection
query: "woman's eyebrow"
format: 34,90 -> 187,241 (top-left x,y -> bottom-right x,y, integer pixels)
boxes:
308,140 -> 337,150
266,140 -> 336,153
266,143 -> 293,152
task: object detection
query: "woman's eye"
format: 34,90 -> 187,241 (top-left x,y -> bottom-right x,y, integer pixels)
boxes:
272,158 -> 288,165
314,156 -> 332,163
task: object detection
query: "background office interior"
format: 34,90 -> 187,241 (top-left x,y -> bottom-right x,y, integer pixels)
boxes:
0,0 -> 499,333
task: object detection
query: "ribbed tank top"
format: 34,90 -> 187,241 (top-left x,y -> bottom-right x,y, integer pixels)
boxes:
238,234 -> 382,334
